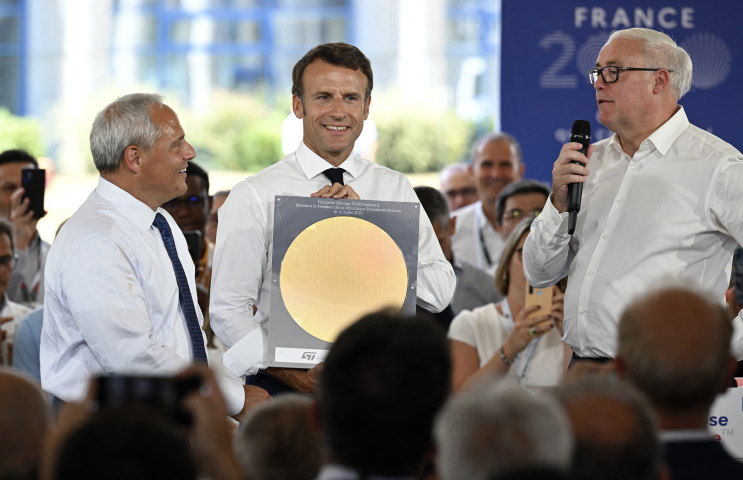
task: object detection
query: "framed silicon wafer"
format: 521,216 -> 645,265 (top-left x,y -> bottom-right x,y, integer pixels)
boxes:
267,195 -> 419,368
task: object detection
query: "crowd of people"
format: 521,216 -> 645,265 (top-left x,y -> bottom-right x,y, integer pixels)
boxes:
1,27 -> 743,480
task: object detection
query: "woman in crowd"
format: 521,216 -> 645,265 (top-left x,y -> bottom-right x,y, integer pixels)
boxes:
449,218 -> 565,393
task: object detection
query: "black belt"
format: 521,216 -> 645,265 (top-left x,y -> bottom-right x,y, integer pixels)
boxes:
571,352 -> 613,364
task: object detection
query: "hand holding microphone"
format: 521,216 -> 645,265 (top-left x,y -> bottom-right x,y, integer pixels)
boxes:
551,121 -> 593,235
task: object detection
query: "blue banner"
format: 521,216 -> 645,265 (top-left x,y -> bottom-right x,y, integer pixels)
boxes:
501,1 -> 741,183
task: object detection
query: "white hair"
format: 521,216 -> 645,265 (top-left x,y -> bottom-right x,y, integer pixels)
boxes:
89,93 -> 166,173
607,28 -> 693,99
439,162 -> 470,180
434,384 -> 573,480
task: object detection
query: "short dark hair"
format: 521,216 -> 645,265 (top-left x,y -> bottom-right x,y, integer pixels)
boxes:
495,180 -> 550,226
185,161 -> 209,195
55,408 -> 197,480
0,149 -> 39,169
292,43 -> 373,102
0,218 -> 15,252
414,186 -> 450,229
318,311 -> 450,477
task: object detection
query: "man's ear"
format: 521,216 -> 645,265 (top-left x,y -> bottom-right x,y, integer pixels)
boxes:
449,216 -> 457,236
363,95 -> 372,120
122,145 -> 144,174
653,69 -> 671,95
518,161 -> 526,180
292,94 -> 305,119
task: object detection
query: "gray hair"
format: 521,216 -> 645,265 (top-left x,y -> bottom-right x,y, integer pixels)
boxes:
434,384 -> 573,480
470,132 -> 523,166
234,394 -> 322,480
555,378 -> 662,480
608,28 -> 693,99
439,163 -> 470,181
90,93 -> 166,173
617,284 -> 732,411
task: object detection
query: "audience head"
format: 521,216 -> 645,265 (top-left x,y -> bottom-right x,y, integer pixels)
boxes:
0,149 -> 38,219
55,407 -> 196,480
495,180 -> 550,240
0,368 -> 50,479
495,218 -> 532,296
439,163 -> 478,212
318,310 -> 450,477
469,133 -> 524,205
415,186 -> 453,264
235,394 -> 322,480
434,384 -> 573,480
161,161 -> 211,254
90,93 -> 196,209
206,190 -> 230,244
616,285 -> 735,421
556,377 -> 663,480
0,219 -> 14,299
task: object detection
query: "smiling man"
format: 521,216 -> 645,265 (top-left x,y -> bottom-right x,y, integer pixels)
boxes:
40,94 -> 267,416
523,28 -> 743,364
210,43 -> 455,395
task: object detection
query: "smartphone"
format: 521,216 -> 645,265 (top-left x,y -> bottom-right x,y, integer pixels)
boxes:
183,230 -> 202,263
524,284 -> 553,321
95,375 -> 202,426
21,169 -> 46,219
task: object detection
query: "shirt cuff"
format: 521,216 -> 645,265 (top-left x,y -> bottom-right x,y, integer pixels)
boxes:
538,194 -> 570,237
222,326 -> 266,377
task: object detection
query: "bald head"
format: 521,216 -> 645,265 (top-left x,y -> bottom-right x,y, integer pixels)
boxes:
556,378 -> 661,480
439,163 -> 478,212
0,369 -> 50,476
617,287 -> 733,412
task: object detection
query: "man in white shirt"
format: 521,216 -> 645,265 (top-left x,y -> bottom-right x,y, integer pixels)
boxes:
0,149 -> 50,308
450,133 -> 524,273
40,93 -> 268,416
211,43 -> 455,394
523,28 -> 743,361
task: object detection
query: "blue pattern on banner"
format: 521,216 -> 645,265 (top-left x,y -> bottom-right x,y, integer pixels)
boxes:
501,1 -> 743,183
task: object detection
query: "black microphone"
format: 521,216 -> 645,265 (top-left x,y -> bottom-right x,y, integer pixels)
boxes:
567,120 -> 591,235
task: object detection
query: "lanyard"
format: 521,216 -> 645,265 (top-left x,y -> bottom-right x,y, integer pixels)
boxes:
500,299 -> 540,380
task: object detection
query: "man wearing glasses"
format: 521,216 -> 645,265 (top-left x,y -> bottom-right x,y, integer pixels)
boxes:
524,28 -> 743,364
495,180 -> 550,242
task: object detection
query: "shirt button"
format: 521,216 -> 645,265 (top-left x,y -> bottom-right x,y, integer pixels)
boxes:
631,164 -> 636,169
554,221 -> 558,225
617,199 -> 622,204
541,248 -> 546,253
581,348 -> 587,353
587,271 -> 593,276
603,235 -> 608,239
579,310 -> 585,315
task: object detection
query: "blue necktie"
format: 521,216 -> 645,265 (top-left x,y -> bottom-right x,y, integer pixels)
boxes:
153,213 -> 208,365
323,167 -> 345,186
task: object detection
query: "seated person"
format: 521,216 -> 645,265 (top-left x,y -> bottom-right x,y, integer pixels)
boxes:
449,218 -> 564,393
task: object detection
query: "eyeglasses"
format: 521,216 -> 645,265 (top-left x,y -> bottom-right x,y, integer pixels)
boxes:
503,208 -> 541,222
0,253 -> 17,270
444,187 -> 478,200
588,66 -> 673,85
162,196 -> 205,213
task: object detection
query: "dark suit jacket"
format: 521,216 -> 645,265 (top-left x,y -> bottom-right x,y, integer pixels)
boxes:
665,439 -> 743,480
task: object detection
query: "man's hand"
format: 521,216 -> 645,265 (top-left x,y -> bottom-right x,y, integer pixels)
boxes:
10,188 -> 39,251
310,183 -> 360,200
551,143 -> 593,213
181,366 -> 248,480
239,385 -> 271,418
264,362 -> 323,394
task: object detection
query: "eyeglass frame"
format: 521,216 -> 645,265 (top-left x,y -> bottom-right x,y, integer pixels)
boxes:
588,66 -> 673,85
0,253 -> 18,270
161,195 -> 206,213
503,208 -> 541,222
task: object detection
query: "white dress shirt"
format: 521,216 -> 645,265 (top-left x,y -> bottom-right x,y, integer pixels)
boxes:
450,200 -> 504,274
41,177 -> 244,413
210,141 -> 455,377
524,107 -> 743,358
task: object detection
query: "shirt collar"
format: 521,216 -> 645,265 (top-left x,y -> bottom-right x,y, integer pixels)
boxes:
295,140 -> 358,181
316,464 -> 417,480
645,105 -> 689,156
608,105 -> 689,158
95,177 -> 158,235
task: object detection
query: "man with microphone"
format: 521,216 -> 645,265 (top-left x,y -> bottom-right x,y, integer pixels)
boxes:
523,28 -> 743,364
